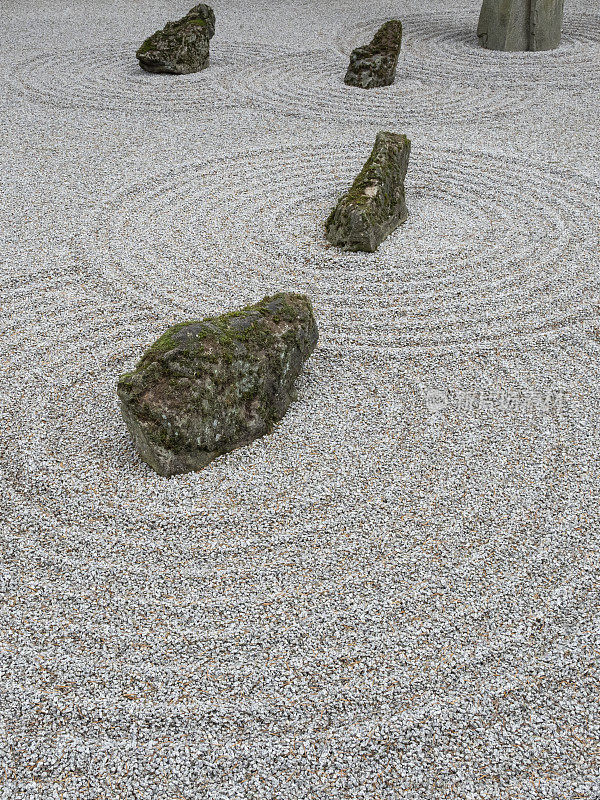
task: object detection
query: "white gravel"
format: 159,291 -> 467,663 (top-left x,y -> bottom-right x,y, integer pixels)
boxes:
1,0 -> 600,798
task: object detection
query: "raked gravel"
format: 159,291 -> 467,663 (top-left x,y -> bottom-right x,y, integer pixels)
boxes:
1,0 -> 600,798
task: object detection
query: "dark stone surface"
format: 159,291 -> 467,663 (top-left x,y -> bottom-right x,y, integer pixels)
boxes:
477,0 -> 563,51
344,20 -> 403,89
117,293 -> 318,476
136,4 -> 216,75
325,131 -> 411,253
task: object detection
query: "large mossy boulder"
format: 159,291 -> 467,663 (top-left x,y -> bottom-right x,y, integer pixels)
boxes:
117,293 -> 318,477
477,0 -> 564,51
136,4 -> 216,74
325,131 -> 411,253
344,20 -> 403,89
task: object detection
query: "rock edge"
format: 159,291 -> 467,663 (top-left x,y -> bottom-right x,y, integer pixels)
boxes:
325,131 -> 411,253
136,3 -> 216,75
344,20 -> 403,89
117,293 -> 318,477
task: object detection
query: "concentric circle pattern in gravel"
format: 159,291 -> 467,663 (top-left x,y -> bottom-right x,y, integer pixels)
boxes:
336,11 -> 600,89
12,40 -> 278,114
1,0 -> 600,799
227,12 -> 600,124
79,140 -> 600,351
226,49 -> 510,124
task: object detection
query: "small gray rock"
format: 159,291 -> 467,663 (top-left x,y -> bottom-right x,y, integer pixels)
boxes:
344,20 -> 403,89
117,293 -> 318,477
477,0 -> 563,52
325,131 -> 411,253
136,4 -> 216,75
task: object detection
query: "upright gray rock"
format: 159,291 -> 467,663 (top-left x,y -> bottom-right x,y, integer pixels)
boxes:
325,132 -> 411,253
117,293 -> 318,477
136,4 -> 216,74
477,0 -> 564,52
344,20 -> 403,89
530,0 -> 565,51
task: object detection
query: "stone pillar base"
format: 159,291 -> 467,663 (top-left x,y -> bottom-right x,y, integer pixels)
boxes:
477,0 -> 564,52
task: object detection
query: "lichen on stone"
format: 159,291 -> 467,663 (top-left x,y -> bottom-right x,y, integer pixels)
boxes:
344,20 -> 403,89
117,293 -> 318,476
136,3 -> 215,75
325,131 -> 411,252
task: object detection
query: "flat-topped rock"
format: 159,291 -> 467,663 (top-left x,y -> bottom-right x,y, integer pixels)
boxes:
117,293 -> 318,477
136,4 -> 216,74
344,20 -> 403,89
477,0 -> 564,51
325,132 -> 411,253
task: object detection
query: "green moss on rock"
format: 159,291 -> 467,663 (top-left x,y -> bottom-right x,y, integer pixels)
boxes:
325,131 -> 411,252
136,4 -> 215,74
344,20 -> 403,89
117,293 -> 318,477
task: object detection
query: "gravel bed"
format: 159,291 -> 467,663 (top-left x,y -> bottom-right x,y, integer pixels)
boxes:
1,0 -> 600,798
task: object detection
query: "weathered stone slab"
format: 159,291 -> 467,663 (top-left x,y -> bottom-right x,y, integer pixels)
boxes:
530,0 -> 564,51
117,293 -> 318,476
325,132 -> 411,253
477,0 -> 563,52
136,4 -> 216,74
344,20 -> 403,89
